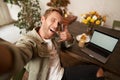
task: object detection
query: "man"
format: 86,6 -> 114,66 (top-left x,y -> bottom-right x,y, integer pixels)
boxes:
0,8 -> 104,80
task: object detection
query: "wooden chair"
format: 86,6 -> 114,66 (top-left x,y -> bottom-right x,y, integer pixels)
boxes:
112,20 -> 120,30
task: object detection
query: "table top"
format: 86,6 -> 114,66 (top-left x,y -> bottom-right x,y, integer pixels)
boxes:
64,21 -> 120,76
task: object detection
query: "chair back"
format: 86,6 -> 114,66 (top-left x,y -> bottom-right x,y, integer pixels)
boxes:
112,20 -> 120,30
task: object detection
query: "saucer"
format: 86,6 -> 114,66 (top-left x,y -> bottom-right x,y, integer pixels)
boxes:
76,34 -> 90,42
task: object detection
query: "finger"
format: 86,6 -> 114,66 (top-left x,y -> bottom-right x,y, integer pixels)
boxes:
58,39 -> 64,43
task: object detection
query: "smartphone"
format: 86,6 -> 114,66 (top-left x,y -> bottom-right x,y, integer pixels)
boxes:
59,24 -> 64,31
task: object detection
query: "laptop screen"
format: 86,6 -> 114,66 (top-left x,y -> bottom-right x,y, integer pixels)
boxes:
90,30 -> 119,52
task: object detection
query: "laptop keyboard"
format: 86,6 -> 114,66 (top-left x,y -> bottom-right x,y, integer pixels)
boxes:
86,43 -> 110,58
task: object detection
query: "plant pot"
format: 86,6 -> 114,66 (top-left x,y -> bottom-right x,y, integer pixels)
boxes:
86,27 -> 94,36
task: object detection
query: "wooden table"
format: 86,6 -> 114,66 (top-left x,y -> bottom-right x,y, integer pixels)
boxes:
62,21 -> 120,79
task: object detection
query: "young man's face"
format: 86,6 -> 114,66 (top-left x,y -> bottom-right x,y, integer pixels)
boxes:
40,11 -> 62,39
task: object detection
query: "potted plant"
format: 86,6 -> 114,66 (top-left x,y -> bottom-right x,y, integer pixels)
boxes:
4,0 -> 20,5
14,0 -> 41,31
47,0 -> 70,8
4,0 -> 42,32
47,0 -> 70,17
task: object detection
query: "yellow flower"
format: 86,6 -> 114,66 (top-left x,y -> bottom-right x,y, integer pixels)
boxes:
90,18 -> 95,23
82,19 -> 88,24
96,20 -> 101,25
86,16 -> 91,21
80,11 -> 106,28
89,11 -> 96,15
102,16 -> 106,22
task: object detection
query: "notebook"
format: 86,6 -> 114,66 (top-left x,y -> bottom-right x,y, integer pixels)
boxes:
81,30 -> 119,63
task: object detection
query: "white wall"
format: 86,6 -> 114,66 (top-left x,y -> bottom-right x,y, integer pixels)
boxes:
68,0 -> 120,27
40,0 -> 120,27
0,0 -> 120,42
41,0 -> 120,27
7,4 -> 21,21
0,24 -> 21,43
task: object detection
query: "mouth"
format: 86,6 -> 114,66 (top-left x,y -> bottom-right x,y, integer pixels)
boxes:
50,28 -> 56,33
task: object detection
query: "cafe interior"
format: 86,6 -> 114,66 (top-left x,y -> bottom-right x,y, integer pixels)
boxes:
0,0 -> 120,80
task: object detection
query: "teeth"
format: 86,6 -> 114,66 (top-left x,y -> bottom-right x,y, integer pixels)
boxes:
50,28 -> 55,32
50,28 -> 55,33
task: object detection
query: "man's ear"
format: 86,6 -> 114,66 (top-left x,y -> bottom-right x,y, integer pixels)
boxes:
41,16 -> 45,22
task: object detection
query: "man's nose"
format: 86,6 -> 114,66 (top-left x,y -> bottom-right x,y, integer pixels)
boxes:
53,22 -> 59,29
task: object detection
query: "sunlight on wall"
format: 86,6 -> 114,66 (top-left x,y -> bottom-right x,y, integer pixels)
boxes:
0,24 -> 21,43
68,0 -> 120,27
7,4 -> 21,21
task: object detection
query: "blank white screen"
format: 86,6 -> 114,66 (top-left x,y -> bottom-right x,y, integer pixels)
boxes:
90,31 -> 118,52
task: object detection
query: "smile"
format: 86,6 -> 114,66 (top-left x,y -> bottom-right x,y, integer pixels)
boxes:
50,28 -> 56,33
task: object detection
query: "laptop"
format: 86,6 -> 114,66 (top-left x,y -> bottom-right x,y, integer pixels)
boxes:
81,30 -> 119,63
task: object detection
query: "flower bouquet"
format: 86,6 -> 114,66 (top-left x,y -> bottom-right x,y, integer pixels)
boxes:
80,11 -> 106,35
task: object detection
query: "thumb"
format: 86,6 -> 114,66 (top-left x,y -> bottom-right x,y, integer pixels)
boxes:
58,39 -> 64,43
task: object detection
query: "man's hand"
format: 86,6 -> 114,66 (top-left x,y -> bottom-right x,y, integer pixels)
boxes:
62,15 -> 77,26
58,26 -> 72,42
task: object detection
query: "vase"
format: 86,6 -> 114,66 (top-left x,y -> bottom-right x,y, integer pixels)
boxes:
86,27 -> 94,36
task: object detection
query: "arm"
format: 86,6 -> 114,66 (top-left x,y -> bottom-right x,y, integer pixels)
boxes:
59,25 -> 75,48
0,44 -> 13,75
0,38 -> 33,75
59,18 -> 75,46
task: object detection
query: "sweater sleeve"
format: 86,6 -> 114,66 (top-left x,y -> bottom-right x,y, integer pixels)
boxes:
0,38 -> 33,75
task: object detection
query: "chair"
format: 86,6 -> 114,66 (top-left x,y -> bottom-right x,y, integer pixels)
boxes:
112,20 -> 120,30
